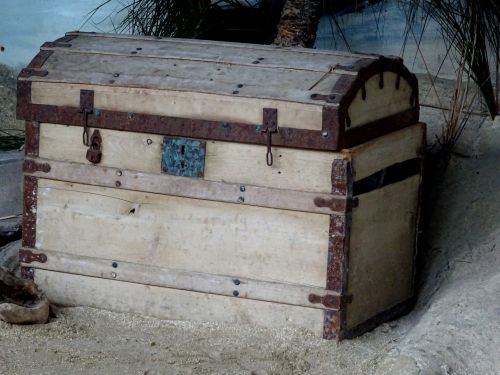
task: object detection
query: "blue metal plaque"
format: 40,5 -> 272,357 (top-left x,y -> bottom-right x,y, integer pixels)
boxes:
161,137 -> 206,177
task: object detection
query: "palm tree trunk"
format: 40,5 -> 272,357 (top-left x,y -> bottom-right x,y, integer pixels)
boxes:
273,0 -> 322,47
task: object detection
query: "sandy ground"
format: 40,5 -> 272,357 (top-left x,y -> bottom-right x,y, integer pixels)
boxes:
0,64 -> 499,374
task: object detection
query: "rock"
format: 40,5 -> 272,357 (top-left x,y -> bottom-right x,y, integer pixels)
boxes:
0,266 -> 49,324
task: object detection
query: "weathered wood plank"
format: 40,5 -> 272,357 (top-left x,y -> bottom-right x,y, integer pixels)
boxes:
30,82 -> 325,131
35,179 -> 330,287
346,174 -> 420,328
42,50 -> 335,94
35,269 -> 325,335
39,123 -> 342,194
57,32 -> 377,73
22,248 -> 339,310
347,123 -> 425,181
26,157 -> 344,215
347,72 -> 414,128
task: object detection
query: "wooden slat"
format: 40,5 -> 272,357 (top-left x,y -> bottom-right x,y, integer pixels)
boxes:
35,269 -> 325,335
26,157 -> 344,215
35,179 -> 330,287
346,174 -> 420,328
30,82 -> 325,131
22,248 -> 339,310
347,123 -> 425,181
39,123 -> 342,194
56,33 -> 376,73
42,50 -> 338,95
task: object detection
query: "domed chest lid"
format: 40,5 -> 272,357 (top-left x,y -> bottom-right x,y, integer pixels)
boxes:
17,32 -> 419,151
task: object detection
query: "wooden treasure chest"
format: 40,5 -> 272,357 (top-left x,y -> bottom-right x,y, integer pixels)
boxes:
17,32 -> 425,340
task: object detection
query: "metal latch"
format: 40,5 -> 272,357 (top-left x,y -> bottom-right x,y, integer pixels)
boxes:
262,108 -> 278,166
79,90 -> 94,146
86,130 -> 102,164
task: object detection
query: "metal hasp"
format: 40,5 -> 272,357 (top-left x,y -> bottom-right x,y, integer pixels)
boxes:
161,137 -> 206,177
79,90 -> 94,146
261,108 -> 278,166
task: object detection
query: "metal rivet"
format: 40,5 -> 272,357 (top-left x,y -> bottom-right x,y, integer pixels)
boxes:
237,83 -> 243,88
258,57 -> 264,60
127,112 -> 134,119
112,261 -> 118,268
111,272 -> 117,278
252,60 -> 259,64
146,139 -> 153,145
115,181 -> 121,187
233,279 -> 240,285
116,170 -> 122,176
232,90 -> 239,94
233,290 -> 239,297
322,131 -> 329,137
108,79 -> 115,84
239,185 -> 246,192
113,73 -> 120,78
237,196 -> 245,203
131,51 -> 137,54
136,47 -> 142,50
94,109 -> 101,117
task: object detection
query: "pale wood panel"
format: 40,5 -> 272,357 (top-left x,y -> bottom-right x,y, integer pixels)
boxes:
23,248 -> 340,310
39,123 -> 341,194
347,72 -> 413,128
59,32 -> 376,73
35,269 -> 324,335
36,180 -> 330,287
347,123 -> 425,181
346,175 -> 420,329
39,123 -> 164,173
205,141 -> 343,194
27,157 -> 343,215
31,82 -> 324,131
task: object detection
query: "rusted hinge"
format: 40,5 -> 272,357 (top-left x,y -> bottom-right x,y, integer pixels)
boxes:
261,108 -> 278,166
19,249 -> 47,264
23,159 -> 51,174
314,196 -> 358,212
18,68 -> 48,78
309,293 -> 353,309
79,90 -> 94,146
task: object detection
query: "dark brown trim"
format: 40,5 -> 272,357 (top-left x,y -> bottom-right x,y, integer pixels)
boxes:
18,92 -> 339,151
24,121 -> 40,157
21,176 -> 38,280
343,298 -> 415,339
342,107 -> 420,149
23,159 -> 51,174
27,50 -> 53,69
323,158 -> 354,340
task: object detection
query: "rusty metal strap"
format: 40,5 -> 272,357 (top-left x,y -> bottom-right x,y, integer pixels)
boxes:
19,249 -> 47,264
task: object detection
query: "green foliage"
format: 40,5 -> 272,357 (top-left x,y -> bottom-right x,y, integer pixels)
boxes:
88,0 -> 260,38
